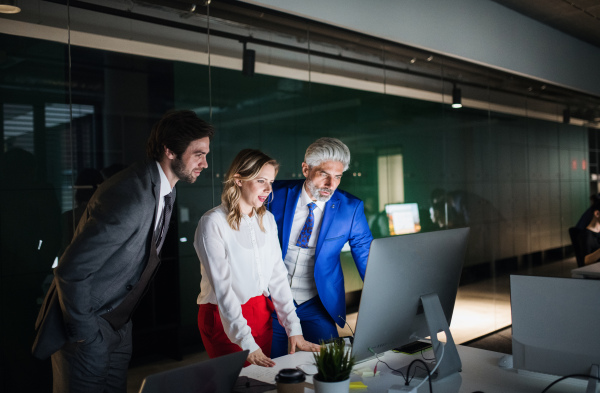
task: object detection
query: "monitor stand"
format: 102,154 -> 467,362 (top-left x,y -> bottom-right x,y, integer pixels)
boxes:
587,364 -> 599,393
395,293 -> 462,381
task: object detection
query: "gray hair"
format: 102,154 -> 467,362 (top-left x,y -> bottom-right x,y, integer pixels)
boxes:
304,137 -> 351,171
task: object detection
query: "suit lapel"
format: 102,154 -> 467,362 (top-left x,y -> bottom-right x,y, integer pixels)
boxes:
315,193 -> 341,259
151,165 -> 161,225
281,182 -> 302,252
149,162 -> 162,258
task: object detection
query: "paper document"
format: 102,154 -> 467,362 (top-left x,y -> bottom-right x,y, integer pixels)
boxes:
240,351 -> 316,384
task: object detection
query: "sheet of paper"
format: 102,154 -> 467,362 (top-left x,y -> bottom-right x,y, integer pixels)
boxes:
240,351 -> 316,384
239,366 -> 280,384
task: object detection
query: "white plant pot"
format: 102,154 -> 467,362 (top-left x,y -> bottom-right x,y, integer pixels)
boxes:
312,376 -> 351,393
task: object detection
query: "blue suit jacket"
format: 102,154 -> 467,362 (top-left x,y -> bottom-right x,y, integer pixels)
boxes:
268,180 -> 373,327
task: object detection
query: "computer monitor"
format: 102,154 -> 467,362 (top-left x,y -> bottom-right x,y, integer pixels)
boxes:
384,203 -> 421,235
351,227 -> 469,380
511,275 -> 600,392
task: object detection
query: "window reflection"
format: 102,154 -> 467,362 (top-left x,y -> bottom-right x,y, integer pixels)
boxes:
4,103 -> 34,152
0,12 -> 593,389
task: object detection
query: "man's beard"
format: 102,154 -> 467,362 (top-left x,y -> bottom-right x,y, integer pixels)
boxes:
306,178 -> 334,202
171,156 -> 198,184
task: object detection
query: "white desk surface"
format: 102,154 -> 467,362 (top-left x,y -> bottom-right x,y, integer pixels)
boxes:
572,262 -> 600,278
241,345 -> 587,392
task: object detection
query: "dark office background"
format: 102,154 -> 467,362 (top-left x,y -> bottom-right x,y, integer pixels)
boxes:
0,1 -> 595,391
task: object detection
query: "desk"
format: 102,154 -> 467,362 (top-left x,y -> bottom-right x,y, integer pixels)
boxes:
241,345 -> 587,392
572,263 -> 600,278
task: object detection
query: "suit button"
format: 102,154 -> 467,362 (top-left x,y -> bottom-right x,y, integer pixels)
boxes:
126,284 -> 133,290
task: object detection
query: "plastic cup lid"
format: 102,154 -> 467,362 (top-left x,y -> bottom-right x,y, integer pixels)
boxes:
275,368 -> 306,383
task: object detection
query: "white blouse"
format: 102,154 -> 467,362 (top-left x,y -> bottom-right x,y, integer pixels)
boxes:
194,205 -> 302,353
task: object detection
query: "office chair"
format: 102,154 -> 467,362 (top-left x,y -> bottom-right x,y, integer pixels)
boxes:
568,226 -> 585,267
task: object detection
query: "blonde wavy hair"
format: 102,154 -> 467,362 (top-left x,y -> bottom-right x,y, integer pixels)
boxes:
222,149 -> 279,231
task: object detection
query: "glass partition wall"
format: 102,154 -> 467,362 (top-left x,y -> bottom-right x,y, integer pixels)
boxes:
0,1 -> 596,391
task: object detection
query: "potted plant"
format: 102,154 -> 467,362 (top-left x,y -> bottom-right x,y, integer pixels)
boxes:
312,340 -> 356,393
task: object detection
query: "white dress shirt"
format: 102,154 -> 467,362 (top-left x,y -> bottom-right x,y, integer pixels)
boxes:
195,205 -> 302,353
284,185 -> 326,304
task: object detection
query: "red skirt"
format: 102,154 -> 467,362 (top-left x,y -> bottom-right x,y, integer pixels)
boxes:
197,295 -> 275,367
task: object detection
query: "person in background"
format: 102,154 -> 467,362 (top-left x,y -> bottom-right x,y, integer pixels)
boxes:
429,188 -> 470,229
580,200 -> 600,265
575,193 -> 600,230
194,149 -> 319,367
32,110 -> 214,393
267,137 -> 373,358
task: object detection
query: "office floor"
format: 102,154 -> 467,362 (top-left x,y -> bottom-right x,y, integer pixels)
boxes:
127,255 -> 578,393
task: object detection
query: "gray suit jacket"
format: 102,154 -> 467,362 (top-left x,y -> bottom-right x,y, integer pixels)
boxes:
32,160 -> 172,359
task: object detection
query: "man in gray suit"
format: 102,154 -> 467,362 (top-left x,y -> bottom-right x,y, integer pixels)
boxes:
32,110 -> 214,393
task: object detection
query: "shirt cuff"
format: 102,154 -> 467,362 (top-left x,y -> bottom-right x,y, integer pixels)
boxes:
285,321 -> 303,338
240,335 -> 260,354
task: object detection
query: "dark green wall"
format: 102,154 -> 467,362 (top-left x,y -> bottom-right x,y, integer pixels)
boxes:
0,33 -> 588,390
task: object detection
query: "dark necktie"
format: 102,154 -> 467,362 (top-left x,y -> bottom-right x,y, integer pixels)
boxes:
102,191 -> 174,330
155,192 -> 173,254
296,202 -> 317,248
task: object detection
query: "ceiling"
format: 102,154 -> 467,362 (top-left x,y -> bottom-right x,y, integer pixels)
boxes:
139,0 -> 600,50
36,0 -> 600,123
491,0 -> 600,49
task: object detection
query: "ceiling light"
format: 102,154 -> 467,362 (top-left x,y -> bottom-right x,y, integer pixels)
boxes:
0,0 -> 20,13
242,43 -> 255,76
410,57 -> 416,64
452,85 -> 462,109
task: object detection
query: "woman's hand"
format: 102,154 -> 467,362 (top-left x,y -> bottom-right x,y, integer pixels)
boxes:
288,335 -> 321,354
247,348 -> 276,367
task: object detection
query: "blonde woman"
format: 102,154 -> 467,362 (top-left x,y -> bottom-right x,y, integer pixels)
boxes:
194,149 -> 319,367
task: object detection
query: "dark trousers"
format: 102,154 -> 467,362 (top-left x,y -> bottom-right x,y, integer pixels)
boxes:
271,296 -> 339,358
51,318 -> 132,393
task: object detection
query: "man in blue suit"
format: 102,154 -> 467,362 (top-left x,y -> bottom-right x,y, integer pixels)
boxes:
268,137 -> 373,357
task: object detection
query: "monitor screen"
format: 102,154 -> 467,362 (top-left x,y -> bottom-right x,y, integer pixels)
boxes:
351,227 -> 469,369
385,203 -> 421,235
511,275 -> 600,379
